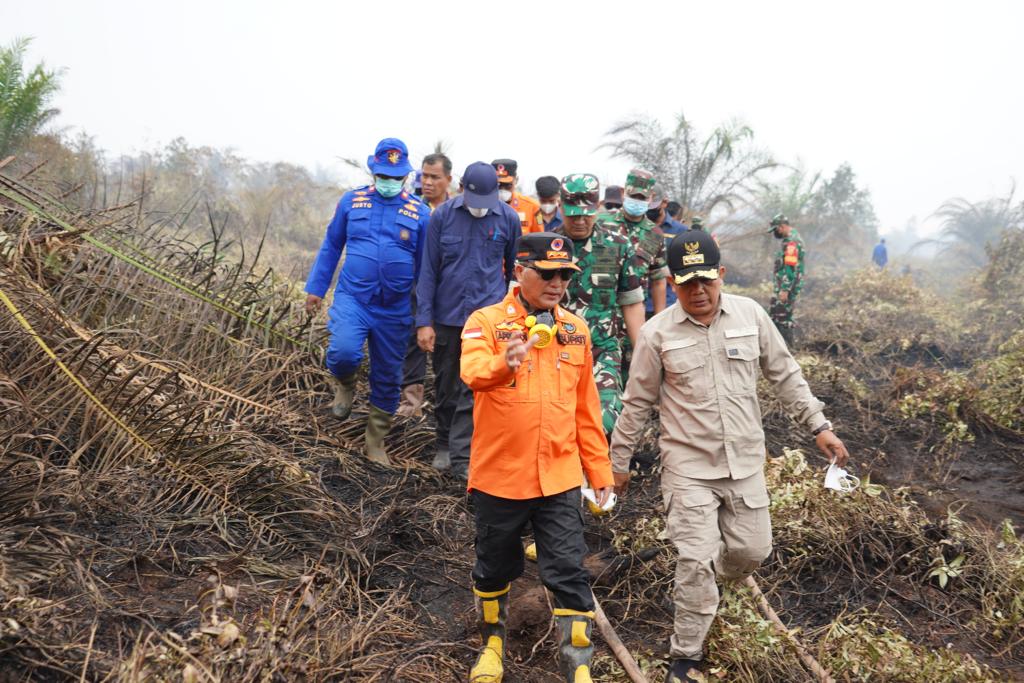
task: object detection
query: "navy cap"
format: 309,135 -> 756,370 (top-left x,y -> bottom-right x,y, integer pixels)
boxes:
462,162 -> 500,210
413,169 -> 423,190
367,137 -> 413,177
668,229 -> 721,284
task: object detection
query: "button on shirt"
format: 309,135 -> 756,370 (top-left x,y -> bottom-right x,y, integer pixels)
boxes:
415,195 -> 522,329
305,186 -> 429,311
610,293 -> 827,480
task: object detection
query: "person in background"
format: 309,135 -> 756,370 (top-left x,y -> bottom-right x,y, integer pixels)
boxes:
603,185 -> 624,213
493,158 -> 543,234
415,162 -> 522,479
611,230 -> 849,682
660,203 -> 690,310
535,175 -> 564,231
554,173 -> 645,437
461,232 -> 613,683
396,153 -> 453,419
873,237 -> 888,268
768,214 -> 805,347
304,137 -> 430,465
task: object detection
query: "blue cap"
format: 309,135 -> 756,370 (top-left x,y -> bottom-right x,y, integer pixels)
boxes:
462,161 -> 499,210
413,169 -> 423,190
366,137 -> 413,177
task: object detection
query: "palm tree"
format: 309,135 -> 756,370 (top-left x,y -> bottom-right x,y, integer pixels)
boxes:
926,186 -> 1023,267
0,37 -> 63,158
600,111 -> 777,220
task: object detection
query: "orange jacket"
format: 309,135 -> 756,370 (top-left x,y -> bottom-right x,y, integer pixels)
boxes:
460,287 -> 613,499
509,192 -> 544,234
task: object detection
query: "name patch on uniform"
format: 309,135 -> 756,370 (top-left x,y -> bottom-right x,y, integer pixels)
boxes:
463,327 -> 482,340
399,209 -> 420,220
784,242 -> 799,266
496,330 -> 515,341
353,202 -> 373,209
563,334 -> 585,345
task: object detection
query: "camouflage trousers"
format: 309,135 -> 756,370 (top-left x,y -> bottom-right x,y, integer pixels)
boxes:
592,338 -> 623,436
769,294 -> 797,346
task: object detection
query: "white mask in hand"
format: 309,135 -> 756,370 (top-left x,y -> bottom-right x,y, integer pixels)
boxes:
824,461 -> 859,493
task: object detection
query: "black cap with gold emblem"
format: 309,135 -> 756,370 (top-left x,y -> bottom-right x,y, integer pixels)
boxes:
515,232 -> 582,271
667,229 -> 721,284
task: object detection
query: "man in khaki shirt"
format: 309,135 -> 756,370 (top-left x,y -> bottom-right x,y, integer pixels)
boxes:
610,229 -> 850,683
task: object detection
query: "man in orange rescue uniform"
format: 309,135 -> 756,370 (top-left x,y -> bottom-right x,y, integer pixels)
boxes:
460,232 -> 615,683
493,158 -> 544,234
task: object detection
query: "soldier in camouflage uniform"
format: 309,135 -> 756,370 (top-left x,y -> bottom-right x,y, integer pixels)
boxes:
768,214 -> 805,346
555,174 -> 646,436
598,169 -> 669,315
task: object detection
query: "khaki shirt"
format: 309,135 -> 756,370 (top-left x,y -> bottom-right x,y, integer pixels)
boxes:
610,292 -> 827,480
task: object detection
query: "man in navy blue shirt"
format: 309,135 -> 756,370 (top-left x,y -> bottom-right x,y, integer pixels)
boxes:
305,137 -> 430,466
416,162 -> 522,479
657,202 -> 690,311
872,237 -> 888,268
535,175 -> 564,231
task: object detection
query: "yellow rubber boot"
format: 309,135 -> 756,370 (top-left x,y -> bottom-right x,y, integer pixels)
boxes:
469,585 -> 509,682
553,608 -> 595,682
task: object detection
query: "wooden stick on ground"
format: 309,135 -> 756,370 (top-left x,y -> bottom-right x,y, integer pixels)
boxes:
743,576 -> 836,683
593,593 -> 649,683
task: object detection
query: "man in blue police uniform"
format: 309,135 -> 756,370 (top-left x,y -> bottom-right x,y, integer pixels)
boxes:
415,161 -> 522,480
304,137 -> 431,466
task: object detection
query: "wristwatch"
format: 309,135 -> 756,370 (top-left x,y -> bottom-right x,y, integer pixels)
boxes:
812,420 -> 833,436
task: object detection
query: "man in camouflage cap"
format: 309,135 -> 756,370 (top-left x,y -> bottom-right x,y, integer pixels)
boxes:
555,173 -> 646,436
768,214 -> 805,347
599,169 -> 669,315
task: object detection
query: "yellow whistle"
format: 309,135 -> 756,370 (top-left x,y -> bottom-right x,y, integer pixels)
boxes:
524,314 -> 556,348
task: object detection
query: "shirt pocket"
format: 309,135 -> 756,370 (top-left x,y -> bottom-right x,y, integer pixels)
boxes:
347,206 -> 373,239
723,327 -> 760,394
556,346 -> 587,403
440,234 -> 463,268
492,358 -> 535,403
661,338 -> 710,401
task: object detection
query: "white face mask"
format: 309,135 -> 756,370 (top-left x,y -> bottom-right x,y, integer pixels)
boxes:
824,462 -> 859,493
540,202 -> 557,215
498,189 -> 513,203
468,206 -> 489,218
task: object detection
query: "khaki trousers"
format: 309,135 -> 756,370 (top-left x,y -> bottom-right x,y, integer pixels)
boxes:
663,470 -> 773,659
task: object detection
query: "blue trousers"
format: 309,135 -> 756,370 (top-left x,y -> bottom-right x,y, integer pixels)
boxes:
325,292 -> 410,414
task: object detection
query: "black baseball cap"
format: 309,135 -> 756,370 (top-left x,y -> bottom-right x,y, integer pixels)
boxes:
492,158 -> 518,184
603,185 -> 624,207
462,162 -> 500,210
515,232 -> 582,271
668,229 -> 721,284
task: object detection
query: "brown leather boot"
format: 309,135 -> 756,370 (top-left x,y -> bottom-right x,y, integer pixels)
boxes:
395,383 -> 424,418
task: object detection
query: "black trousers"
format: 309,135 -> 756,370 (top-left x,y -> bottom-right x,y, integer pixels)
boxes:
472,488 -> 594,612
401,293 -> 427,388
432,324 -> 473,471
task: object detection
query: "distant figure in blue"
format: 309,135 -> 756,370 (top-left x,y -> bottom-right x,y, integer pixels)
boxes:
304,137 -> 430,466
872,237 -> 888,268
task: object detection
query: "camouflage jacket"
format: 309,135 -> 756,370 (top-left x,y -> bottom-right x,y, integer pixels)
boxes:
773,227 -> 805,296
597,212 -> 669,300
555,224 -> 645,342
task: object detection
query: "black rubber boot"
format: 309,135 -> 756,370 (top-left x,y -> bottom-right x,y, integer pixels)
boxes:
665,658 -> 703,682
470,585 -> 509,682
553,608 -> 595,682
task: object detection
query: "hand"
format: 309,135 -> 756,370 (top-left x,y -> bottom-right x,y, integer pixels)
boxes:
613,471 -> 631,496
505,334 -> 539,371
778,290 -> 789,304
305,294 -> 322,316
417,326 -> 436,353
595,486 -> 615,508
816,430 -> 849,467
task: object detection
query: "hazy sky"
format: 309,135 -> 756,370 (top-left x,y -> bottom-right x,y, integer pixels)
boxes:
4,1 -> 1022,234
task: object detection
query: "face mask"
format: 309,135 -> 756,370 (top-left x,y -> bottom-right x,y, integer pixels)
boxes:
468,207 -> 489,218
375,178 -> 403,198
824,462 -> 859,493
622,198 -> 648,217
498,189 -> 513,203
540,202 -> 557,215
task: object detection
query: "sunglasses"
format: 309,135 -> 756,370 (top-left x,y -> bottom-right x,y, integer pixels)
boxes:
528,266 -> 576,281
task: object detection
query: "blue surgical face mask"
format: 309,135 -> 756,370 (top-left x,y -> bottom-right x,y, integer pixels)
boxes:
375,177 -> 404,198
622,197 -> 649,217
